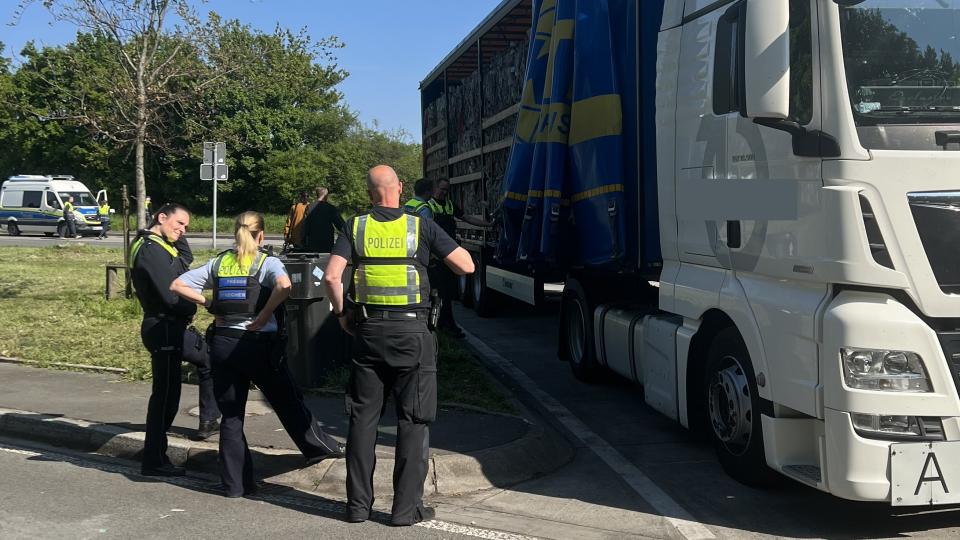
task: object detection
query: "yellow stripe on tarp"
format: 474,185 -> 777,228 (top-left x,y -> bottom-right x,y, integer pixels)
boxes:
571,184 -> 624,203
506,184 -> 622,205
569,94 -> 622,146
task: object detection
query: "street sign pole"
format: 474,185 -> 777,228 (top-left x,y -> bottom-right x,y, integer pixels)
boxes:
212,143 -> 218,250
201,142 -> 228,250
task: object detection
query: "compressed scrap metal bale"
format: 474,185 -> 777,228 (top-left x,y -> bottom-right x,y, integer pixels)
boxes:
483,40 -> 528,122
483,147 -> 510,209
448,70 -> 482,157
452,180 -> 485,216
423,94 -> 447,133
450,156 -> 481,179
483,115 -> 517,145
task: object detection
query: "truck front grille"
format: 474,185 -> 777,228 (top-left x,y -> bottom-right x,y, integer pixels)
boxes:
908,191 -> 960,294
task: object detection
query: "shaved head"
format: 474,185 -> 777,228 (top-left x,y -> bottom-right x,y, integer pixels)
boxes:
366,165 -> 403,207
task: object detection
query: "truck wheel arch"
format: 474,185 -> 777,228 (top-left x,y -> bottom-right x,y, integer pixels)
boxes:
685,309 -> 737,436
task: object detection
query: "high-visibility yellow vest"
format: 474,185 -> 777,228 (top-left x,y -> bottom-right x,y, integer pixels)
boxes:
129,233 -> 177,267
63,201 -> 75,214
349,213 -> 424,306
98,204 -> 110,216
404,197 -> 428,215
427,198 -> 453,216
209,250 -> 268,316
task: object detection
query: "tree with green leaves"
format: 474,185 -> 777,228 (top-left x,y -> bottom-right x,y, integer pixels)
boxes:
14,0 -> 214,228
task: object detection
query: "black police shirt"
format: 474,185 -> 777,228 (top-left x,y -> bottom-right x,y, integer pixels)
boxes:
432,198 -> 463,239
332,206 -> 459,310
130,231 -> 198,319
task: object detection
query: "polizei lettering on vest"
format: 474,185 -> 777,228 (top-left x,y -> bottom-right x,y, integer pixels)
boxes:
367,236 -> 403,249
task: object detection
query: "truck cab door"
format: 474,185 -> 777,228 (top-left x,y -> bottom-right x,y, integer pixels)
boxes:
96,190 -> 107,204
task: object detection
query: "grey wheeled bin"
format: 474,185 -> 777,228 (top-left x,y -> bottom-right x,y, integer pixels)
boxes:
280,252 -> 352,388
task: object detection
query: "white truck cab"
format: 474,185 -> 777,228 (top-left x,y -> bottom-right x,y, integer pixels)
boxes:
649,0 -> 960,505
0,175 -> 108,237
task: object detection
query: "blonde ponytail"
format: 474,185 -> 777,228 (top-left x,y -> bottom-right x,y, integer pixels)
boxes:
234,211 -> 265,270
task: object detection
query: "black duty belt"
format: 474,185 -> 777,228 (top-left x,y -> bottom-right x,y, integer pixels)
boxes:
213,327 -> 278,340
146,313 -> 190,324
363,308 -> 428,322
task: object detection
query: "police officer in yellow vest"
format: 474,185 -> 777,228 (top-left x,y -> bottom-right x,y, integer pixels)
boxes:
129,203 -> 220,477
97,199 -> 111,239
324,165 -> 474,526
62,195 -> 79,238
427,178 -> 489,337
171,211 -> 344,497
403,178 -> 434,220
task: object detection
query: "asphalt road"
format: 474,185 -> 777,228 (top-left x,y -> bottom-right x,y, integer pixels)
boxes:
455,295 -> 960,539
0,439 -> 507,540
0,233 -> 284,250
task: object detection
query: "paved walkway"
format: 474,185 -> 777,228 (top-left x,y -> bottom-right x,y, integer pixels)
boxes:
0,361 -> 571,498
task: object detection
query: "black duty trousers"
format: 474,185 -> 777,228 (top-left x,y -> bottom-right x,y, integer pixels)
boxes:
209,332 -> 341,497
141,317 -> 186,469
141,317 -> 220,469
429,264 -> 458,329
63,216 -> 77,238
346,318 -> 437,525
98,217 -> 110,238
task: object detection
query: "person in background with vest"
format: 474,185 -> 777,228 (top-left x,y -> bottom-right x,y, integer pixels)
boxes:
428,178 -> 489,337
324,165 -> 474,526
97,198 -> 111,239
283,191 -> 310,250
302,186 -> 346,253
143,196 -> 153,228
129,203 -> 221,477
171,211 -> 345,498
62,195 -> 79,238
403,178 -> 434,220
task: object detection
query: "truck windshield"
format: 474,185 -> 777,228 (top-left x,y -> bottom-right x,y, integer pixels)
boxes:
57,192 -> 96,206
839,0 -> 960,125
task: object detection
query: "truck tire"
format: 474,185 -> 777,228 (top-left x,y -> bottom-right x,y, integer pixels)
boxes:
7,222 -> 20,236
561,278 -> 599,382
472,252 -> 498,317
458,272 -> 474,308
705,327 -> 778,487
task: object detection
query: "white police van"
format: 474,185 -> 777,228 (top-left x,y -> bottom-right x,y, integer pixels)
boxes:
0,175 -> 108,237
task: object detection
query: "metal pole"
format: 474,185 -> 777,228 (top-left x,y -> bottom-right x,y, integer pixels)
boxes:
122,184 -> 132,298
212,144 -> 218,251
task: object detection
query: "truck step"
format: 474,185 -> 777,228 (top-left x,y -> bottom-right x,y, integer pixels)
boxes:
782,464 -> 822,486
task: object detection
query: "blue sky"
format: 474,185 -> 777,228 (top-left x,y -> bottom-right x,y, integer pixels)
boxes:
2,0 -> 504,142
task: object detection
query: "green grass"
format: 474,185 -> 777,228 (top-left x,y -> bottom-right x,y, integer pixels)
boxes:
116,213 -> 287,234
0,245 -> 513,413
315,333 -> 515,415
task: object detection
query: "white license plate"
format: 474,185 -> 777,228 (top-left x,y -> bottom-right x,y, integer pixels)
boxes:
890,441 -> 960,505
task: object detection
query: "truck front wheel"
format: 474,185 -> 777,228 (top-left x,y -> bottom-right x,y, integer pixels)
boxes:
561,278 -> 598,382
7,222 -> 20,236
705,328 -> 777,487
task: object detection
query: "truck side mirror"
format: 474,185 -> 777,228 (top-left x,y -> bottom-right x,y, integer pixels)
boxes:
744,0 -> 790,119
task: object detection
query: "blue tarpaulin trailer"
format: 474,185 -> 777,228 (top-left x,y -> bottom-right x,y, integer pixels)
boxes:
419,0 -> 662,313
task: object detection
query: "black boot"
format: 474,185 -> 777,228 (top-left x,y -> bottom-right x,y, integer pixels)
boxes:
196,419 -> 220,440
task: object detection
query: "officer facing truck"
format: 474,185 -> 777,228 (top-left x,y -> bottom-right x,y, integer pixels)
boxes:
403,178 -> 434,220
324,165 -> 474,526
427,178 -> 489,337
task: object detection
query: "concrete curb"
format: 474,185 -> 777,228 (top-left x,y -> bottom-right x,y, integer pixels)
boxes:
0,405 -> 573,497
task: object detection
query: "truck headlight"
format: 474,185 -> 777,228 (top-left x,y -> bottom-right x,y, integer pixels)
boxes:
841,348 -> 931,392
851,413 -> 944,440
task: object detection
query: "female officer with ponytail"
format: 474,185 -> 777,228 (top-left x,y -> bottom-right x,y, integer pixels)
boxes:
171,211 -> 343,497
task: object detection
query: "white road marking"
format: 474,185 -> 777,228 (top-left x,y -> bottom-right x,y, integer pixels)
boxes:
0,442 -> 539,540
465,331 -> 716,540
